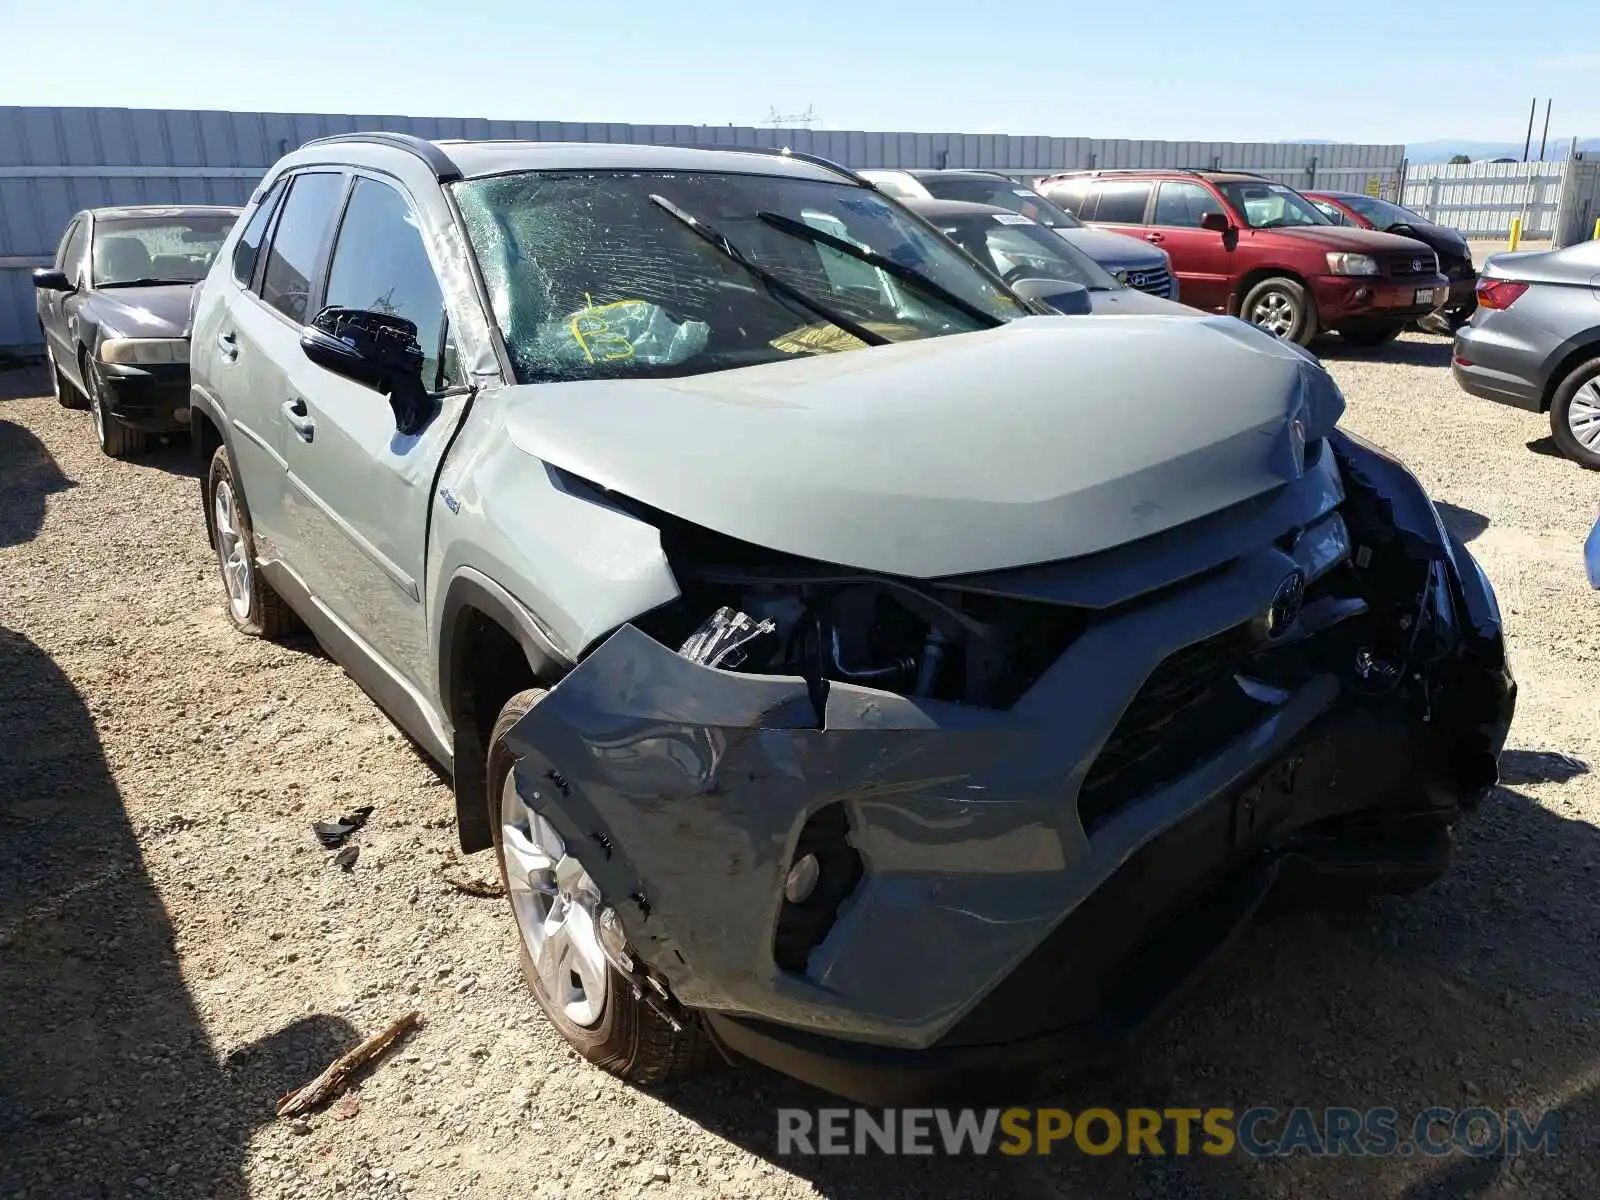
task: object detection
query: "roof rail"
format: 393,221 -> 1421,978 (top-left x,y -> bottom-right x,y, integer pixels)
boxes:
1037,167 -> 1274,182
656,142 -> 870,186
297,132 -> 463,183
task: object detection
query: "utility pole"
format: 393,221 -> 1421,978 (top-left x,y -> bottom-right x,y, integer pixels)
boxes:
1523,98 -> 1537,161
1538,99 -> 1553,160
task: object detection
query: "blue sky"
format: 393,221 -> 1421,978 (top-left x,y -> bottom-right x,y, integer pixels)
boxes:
3,0 -> 1595,145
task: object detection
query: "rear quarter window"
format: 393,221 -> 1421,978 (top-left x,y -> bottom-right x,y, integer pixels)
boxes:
1091,181 -> 1154,225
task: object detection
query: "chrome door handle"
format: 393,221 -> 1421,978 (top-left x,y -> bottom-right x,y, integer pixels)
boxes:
283,398 -> 315,443
1145,233 -> 1165,243
217,330 -> 238,362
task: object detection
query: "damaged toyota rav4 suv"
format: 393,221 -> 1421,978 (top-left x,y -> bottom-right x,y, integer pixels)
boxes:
189,135 -> 1515,1103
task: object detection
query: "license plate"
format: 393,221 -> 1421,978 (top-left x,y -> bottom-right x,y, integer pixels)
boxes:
1414,288 -> 1436,305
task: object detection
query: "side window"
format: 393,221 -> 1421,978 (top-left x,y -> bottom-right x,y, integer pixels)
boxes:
1092,181 -> 1154,225
232,177 -> 287,288
1042,178 -> 1091,217
260,172 -> 345,323
1313,201 -> 1349,226
323,176 -> 456,390
1154,181 -> 1219,228
57,219 -> 87,280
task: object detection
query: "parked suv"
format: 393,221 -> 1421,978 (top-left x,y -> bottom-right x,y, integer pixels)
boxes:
1035,170 -> 1450,346
860,169 -> 1177,300
189,134 -> 1513,1103
1306,191 -> 1476,332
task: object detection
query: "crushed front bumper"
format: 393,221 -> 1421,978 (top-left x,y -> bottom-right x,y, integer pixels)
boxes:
98,361 -> 190,432
500,436 -> 1514,1102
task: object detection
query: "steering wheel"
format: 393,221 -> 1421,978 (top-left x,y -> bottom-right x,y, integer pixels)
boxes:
1002,265 -> 1043,285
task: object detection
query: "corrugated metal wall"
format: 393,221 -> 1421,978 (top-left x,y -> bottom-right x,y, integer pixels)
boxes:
1400,158 -> 1600,242
0,105 -> 1406,353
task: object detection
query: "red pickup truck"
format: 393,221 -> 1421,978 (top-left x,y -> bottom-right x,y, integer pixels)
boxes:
1033,169 -> 1450,347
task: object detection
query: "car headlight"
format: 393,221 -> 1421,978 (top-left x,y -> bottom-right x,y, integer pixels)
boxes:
98,337 -> 188,365
1325,252 -> 1380,276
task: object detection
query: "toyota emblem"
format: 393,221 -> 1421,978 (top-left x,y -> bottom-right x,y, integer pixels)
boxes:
1263,570 -> 1307,639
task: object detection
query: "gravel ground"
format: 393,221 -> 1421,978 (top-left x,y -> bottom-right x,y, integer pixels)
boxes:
2,333 -> 1599,1200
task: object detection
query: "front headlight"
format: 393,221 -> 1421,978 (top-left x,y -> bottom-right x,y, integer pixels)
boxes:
99,337 -> 188,366
1325,252 -> 1380,276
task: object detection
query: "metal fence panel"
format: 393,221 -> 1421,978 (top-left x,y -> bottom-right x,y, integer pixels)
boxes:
1401,161 -> 1576,239
0,105 -> 1407,353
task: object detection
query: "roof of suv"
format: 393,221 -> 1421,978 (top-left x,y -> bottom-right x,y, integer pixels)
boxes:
88,204 -> 242,219
1041,169 -> 1271,185
297,132 -> 854,185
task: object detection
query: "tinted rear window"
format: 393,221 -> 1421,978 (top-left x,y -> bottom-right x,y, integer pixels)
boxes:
1091,181 -> 1153,224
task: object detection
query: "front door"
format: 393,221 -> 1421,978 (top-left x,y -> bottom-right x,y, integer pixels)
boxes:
40,218 -> 87,372
1148,181 -> 1234,313
279,173 -> 470,689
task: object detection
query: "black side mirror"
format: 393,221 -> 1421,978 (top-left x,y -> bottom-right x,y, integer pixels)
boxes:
1007,278 -> 1093,315
32,268 -> 73,292
301,307 -> 434,436
1199,211 -> 1232,234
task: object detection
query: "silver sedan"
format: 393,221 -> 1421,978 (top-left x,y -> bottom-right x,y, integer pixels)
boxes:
1452,240 -> 1600,468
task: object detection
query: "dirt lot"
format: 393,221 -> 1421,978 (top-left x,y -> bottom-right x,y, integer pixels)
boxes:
3,334 -> 1599,1200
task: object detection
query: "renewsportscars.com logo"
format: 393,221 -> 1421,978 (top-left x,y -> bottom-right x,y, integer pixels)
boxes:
776,1106 -> 1562,1159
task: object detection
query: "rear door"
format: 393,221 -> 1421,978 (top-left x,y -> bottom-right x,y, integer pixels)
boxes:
1149,181 -> 1234,313
48,218 -> 93,389
217,171 -> 346,564
278,172 -> 471,685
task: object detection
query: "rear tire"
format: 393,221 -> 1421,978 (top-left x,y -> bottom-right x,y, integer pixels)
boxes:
83,356 -> 147,458
206,445 -> 299,637
1241,277 -> 1319,347
487,688 -> 712,1086
48,347 -> 88,409
1550,358 -> 1600,470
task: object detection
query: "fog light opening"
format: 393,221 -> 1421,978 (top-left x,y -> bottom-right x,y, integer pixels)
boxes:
784,853 -> 820,904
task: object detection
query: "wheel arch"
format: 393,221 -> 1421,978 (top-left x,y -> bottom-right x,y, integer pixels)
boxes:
188,390 -> 237,544
1538,336 -> 1600,414
438,569 -> 573,853
1229,266 -> 1312,316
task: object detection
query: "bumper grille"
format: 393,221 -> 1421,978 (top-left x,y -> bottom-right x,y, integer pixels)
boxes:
1387,251 -> 1440,278
1124,266 -> 1173,297
1077,622 -> 1264,830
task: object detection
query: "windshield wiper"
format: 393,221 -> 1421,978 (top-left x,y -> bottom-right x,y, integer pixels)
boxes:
647,195 -> 887,348
756,211 -> 1004,329
98,277 -> 194,288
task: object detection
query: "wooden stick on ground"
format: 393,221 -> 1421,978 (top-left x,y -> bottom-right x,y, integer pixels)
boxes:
276,1010 -> 422,1119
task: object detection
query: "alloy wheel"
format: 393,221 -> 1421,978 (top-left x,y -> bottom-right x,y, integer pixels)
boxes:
212,478 -> 253,621
499,773 -> 609,1028
1250,291 -> 1296,338
1567,379 -> 1600,450
86,363 -> 107,444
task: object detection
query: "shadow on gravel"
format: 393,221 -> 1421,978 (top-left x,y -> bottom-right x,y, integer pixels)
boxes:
0,627 -> 361,1199
0,419 -> 74,548
1525,436 -> 1566,461
1317,338 -> 1454,368
1434,501 -> 1490,543
652,780 -> 1600,1200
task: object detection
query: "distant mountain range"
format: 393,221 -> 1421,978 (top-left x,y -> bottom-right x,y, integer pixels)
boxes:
1403,139 -> 1599,163
1295,138 -> 1599,162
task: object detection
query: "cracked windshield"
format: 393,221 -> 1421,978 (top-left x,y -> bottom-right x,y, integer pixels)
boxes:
453,169 -> 1028,383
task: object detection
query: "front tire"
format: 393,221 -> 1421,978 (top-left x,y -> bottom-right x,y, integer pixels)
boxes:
206,445 -> 298,637
83,356 -> 147,458
488,688 -> 710,1086
1241,277 -> 1319,347
1550,358 -> 1600,470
